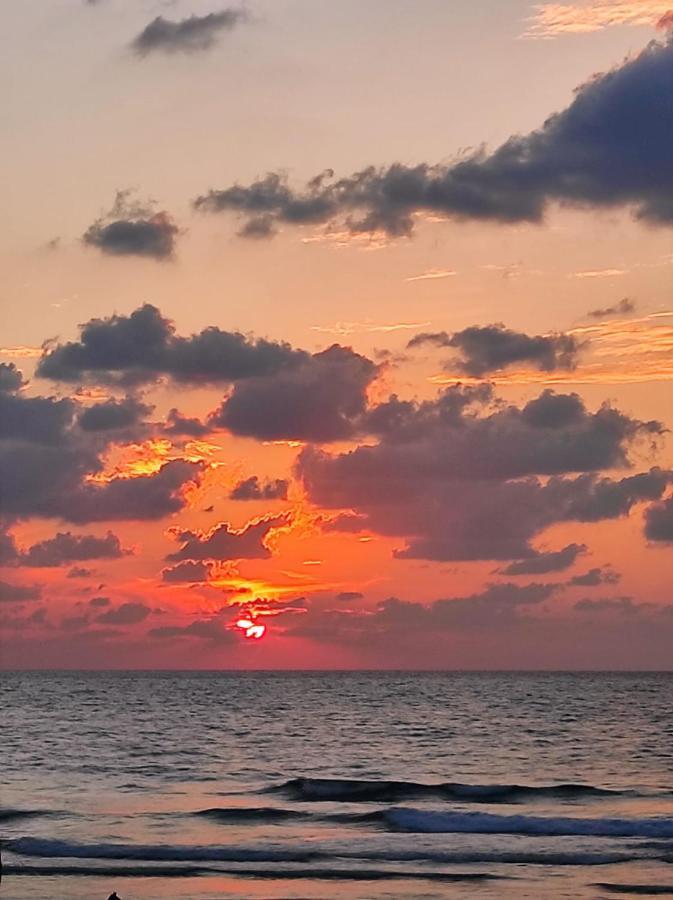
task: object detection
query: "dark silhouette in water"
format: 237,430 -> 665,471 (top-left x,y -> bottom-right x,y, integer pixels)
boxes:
107,893 -> 121,900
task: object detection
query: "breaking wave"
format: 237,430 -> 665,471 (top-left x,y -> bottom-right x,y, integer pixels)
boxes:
271,776 -> 627,804
381,809 -> 673,838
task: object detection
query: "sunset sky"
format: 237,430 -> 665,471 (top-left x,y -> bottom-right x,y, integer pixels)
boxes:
1,0 -> 672,669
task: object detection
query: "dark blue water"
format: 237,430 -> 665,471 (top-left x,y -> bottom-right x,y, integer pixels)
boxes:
2,671 -> 672,899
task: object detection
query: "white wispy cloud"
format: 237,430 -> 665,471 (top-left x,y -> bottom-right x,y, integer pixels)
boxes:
571,267 -> 628,279
405,269 -> 456,282
0,346 -> 42,358
311,320 -> 431,336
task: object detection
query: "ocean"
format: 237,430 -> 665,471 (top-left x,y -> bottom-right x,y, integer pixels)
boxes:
1,671 -> 672,899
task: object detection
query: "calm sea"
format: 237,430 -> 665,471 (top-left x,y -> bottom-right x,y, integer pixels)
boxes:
2,671 -> 672,899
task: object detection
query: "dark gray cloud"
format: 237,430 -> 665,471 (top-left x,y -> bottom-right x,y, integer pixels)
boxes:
97,601 -> 151,625
9,530 -> 129,568
0,317 -> 248,528
163,408 -> 211,438
132,9 -> 249,57
77,396 -> 153,433
557,468 -> 672,521
0,391 -> 75,444
68,566 -> 94,579
148,616 -> 235,643
289,582 -> 560,642
238,215 -> 276,239
501,543 -> 586,575
587,298 -> 636,319
0,435 -> 202,523
297,386 -> 668,561
321,512 -> 370,533
210,345 -> 379,441
167,515 -> 284,562
574,596 -> 646,615
38,304 -> 307,386
407,325 -> 581,376
569,567 -> 621,587
230,475 -> 288,501
59,459 -> 203,524
83,194 -> 178,261
89,596 -> 110,607
195,38 -> 673,236
644,496 -> 673,542
161,560 -> 213,583
0,581 -> 41,604
0,363 -> 26,393
336,591 -> 364,602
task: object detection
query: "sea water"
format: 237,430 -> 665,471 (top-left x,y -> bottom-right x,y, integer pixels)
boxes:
2,671 -> 672,899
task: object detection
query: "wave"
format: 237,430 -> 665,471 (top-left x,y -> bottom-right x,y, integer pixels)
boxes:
2,862 -> 504,883
6,838 -> 320,864
6,837 -> 662,868
4,864 -> 210,878
194,807 -> 307,823
271,776 -> 625,803
381,809 -> 673,838
593,886 -> 673,896
0,808 -> 47,823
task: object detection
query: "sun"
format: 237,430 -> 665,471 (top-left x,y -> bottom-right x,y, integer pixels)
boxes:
235,618 -> 267,640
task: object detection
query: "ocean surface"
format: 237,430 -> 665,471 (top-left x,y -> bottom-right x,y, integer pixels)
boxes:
1,671 -> 672,899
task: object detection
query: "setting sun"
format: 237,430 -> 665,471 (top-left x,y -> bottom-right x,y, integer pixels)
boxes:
234,618 -> 267,640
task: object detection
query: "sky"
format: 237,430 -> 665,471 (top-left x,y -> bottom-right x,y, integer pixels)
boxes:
1,0 -> 672,669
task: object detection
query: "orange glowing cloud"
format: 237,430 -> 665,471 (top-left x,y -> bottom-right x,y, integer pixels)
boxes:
430,313 -> 673,385
524,1 -> 672,38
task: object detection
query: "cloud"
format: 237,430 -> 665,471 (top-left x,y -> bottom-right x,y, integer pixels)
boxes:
210,345 -> 379,441
0,363 -> 26,393
572,268 -> 627,279
587,298 -> 636,319
0,581 -> 41,604
644,496 -> 673,541
8,530 -> 129,568
311,320 -> 431,336
660,10 -> 673,31
77,396 -> 153,433
161,560 -> 213,583
574,596 -> 646,614
289,582 -> 560,642
195,38 -> 673,234
0,390 -> 75,444
405,269 -> 456,282
501,543 -> 586,574
336,591 -> 364,602
38,304 -> 307,386
163,408 -> 210,438
167,515 -> 284,562
68,566 -> 94,579
148,616 -> 235,643
0,432 -> 202,523
321,512 -> 370,533
524,1 -> 672,39
408,325 -> 581,376
131,9 -> 249,57
62,460 -> 203,524
229,475 -> 289,501
83,193 -> 178,261
89,596 -> 110,607
569,567 -> 621,586
297,386 -> 668,560
97,601 -> 152,625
